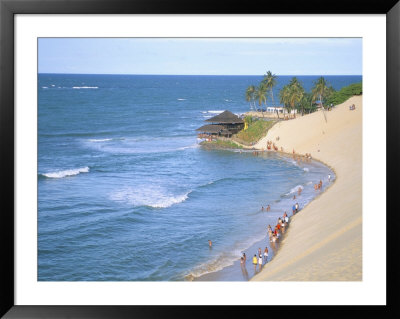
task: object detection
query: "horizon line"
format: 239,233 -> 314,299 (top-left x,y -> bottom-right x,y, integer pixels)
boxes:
38,72 -> 363,77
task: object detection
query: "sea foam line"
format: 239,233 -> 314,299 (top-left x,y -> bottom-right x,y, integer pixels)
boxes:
72,86 -> 99,89
110,187 -> 192,209
42,167 -> 90,178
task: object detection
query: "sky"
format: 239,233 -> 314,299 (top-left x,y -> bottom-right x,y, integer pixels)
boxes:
38,38 -> 362,75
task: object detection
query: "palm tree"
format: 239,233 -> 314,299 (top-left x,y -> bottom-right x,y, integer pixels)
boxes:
245,85 -> 256,111
262,71 -> 279,118
262,71 -> 278,106
311,77 -> 330,109
254,83 -> 268,117
279,84 -> 291,111
287,77 -> 304,118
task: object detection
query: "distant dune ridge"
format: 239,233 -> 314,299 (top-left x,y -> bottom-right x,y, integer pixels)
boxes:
252,95 -> 362,281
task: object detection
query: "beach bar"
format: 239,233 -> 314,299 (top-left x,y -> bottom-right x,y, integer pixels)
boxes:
196,110 -> 244,139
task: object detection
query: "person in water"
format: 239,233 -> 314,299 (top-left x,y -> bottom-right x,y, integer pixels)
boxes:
298,187 -> 302,195
208,240 -> 212,248
266,204 -> 270,212
242,253 -> 246,263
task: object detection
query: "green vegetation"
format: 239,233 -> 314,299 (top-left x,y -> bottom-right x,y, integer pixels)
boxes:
201,139 -> 243,149
246,85 -> 256,111
262,71 -> 278,107
280,77 -> 305,115
245,70 -> 278,116
235,119 -> 276,144
311,77 -> 335,109
325,82 -> 362,106
246,70 -> 362,116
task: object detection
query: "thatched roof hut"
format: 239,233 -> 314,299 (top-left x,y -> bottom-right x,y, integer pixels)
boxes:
196,124 -> 225,134
205,110 -> 244,124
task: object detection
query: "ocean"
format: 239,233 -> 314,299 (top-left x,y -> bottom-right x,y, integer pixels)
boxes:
38,74 -> 360,281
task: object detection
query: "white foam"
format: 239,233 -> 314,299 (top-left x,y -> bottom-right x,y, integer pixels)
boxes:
42,166 -> 89,178
72,86 -> 99,89
177,144 -> 199,151
286,184 -> 304,195
303,167 -> 309,172
110,186 -> 191,208
177,98 -> 186,101
207,110 -> 224,114
42,86 -> 48,89
88,138 -> 112,142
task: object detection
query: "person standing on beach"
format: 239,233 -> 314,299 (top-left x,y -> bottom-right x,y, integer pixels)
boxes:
252,255 -> 258,271
284,212 -> 289,224
295,203 -> 299,213
264,247 -> 269,262
258,254 -> 263,270
267,225 -> 273,241
292,204 -> 296,215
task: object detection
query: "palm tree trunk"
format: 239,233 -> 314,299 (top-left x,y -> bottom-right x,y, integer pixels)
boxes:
320,94 -> 327,123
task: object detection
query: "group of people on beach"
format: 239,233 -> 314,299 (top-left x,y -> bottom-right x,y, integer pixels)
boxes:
266,140 -> 279,151
239,173 -> 332,275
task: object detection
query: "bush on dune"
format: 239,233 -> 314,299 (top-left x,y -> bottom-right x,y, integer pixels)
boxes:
326,82 -> 362,106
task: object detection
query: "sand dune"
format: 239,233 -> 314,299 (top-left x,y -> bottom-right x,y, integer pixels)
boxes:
252,96 -> 362,281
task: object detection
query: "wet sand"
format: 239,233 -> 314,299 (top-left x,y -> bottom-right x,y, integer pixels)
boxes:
252,96 -> 362,281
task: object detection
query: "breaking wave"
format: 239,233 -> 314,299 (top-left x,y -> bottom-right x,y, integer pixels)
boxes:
41,167 -> 90,178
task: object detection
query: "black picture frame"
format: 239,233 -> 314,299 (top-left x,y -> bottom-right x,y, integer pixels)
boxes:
1,0 -> 398,317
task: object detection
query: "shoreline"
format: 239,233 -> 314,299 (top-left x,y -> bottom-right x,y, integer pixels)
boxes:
191,152 -> 335,281
251,95 -> 362,281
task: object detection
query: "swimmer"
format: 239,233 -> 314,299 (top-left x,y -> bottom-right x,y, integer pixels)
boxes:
208,240 -> 212,248
298,187 -> 302,195
242,253 -> 246,262
266,204 -> 270,212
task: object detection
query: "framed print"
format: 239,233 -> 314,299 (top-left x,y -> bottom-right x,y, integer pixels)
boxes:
1,0 -> 398,317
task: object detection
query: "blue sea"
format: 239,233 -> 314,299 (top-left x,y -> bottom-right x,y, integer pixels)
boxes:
38,74 -> 360,281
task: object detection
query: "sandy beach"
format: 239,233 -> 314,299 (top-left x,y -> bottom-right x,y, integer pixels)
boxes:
252,95 -> 362,281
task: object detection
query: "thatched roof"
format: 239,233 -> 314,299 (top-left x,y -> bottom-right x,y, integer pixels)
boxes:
205,110 -> 244,124
196,124 -> 225,133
